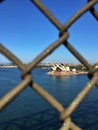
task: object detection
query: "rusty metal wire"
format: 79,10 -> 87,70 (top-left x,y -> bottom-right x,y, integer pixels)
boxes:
0,0 -> 98,129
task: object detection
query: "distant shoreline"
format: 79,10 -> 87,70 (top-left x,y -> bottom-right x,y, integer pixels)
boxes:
0,66 -> 17,68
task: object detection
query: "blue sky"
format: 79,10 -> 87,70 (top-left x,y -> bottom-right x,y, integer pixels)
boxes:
0,0 -> 98,64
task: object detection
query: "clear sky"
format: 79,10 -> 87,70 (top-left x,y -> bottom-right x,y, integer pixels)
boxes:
0,0 -> 98,64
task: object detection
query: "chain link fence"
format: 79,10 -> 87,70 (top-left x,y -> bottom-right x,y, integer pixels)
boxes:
0,0 -> 98,129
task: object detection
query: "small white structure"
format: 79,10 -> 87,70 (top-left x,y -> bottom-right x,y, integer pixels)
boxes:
71,69 -> 76,72
66,66 -> 70,71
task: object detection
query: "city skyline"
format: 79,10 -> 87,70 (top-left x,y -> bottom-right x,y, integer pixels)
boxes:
0,0 -> 98,64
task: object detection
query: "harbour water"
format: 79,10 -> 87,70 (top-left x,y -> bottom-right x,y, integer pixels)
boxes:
0,68 -> 98,130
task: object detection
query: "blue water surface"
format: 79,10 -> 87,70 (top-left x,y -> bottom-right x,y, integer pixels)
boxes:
0,68 -> 98,130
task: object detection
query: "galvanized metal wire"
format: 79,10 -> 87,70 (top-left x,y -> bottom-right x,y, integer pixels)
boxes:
0,0 -> 98,129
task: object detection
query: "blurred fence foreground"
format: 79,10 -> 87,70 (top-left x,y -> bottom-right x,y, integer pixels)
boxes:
0,0 -> 98,129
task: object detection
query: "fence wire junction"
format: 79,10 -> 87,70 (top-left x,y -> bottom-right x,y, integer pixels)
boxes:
0,0 -> 98,129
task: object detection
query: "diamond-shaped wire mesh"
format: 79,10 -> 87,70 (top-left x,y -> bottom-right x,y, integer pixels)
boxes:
0,0 -> 98,129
